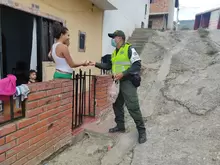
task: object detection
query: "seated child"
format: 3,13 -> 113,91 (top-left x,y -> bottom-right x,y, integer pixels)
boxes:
28,70 -> 37,84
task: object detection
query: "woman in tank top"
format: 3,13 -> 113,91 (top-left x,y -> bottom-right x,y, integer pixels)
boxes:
51,22 -> 88,79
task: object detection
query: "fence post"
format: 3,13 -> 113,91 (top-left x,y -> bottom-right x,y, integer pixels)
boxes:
72,71 -> 75,130
92,76 -> 97,117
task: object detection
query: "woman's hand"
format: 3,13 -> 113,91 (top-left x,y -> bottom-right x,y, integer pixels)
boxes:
82,60 -> 90,66
88,61 -> 96,66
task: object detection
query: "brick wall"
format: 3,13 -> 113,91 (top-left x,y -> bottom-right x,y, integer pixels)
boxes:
0,75 -> 112,165
94,76 -> 112,115
150,0 -> 168,14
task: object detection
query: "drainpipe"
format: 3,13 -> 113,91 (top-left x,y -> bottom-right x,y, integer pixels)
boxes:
167,0 -> 175,30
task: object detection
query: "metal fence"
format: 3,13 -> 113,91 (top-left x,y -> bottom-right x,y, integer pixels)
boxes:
0,96 -> 25,126
72,69 -> 97,129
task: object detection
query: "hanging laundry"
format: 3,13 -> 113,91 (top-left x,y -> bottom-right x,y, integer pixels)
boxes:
0,74 -> 17,101
14,84 -> 30,108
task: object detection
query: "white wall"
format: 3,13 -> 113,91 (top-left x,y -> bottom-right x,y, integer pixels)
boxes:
102,0 -> 150,56
209,9 -> 220,30
167,0 -> 175,30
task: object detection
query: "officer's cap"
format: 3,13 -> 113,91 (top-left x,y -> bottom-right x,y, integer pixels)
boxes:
108,30 -> 125,39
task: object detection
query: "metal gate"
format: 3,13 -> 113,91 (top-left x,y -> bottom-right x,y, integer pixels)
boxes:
72,69 -> 97,130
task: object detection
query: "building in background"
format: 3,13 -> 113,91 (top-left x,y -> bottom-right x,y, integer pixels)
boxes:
101,0 -> 151,56
148,0 -> 179,30
178,20 -> 195,30
194,7 -> 220,30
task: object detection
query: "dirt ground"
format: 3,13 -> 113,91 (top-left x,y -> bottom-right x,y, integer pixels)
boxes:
44,30 -> 220,165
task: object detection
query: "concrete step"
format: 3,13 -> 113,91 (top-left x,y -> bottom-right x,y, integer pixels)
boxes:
133,29 -> 155,33
126,28 -> 155,55
128,36 -> 149,41
131,31 -> 155,36
127,39 -> 147,43
132,30 -> 155,34
131,34 -> 153,38
132,29 -> 156,37
130,42 -> 146,47
134,28 -> 154,31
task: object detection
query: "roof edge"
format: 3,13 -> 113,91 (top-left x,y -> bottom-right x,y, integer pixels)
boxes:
196,7 -> 220,16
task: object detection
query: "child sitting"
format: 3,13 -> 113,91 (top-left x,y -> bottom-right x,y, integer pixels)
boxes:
28,70 -> 37,84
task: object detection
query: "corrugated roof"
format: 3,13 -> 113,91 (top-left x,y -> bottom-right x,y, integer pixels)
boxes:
196,7 -> 220,16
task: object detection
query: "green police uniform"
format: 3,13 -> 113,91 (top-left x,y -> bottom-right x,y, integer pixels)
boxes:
95,30 -> 146,143
111,43 -> 146,134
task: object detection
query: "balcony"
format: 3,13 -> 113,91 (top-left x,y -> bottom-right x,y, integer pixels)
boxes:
88,0 -> 117,10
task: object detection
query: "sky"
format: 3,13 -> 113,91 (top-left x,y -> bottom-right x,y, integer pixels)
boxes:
177,0 -> 220,20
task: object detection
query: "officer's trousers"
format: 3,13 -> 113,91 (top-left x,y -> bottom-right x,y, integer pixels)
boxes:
113,80 -> 146,133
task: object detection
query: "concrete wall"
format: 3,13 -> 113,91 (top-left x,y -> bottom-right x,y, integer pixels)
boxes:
167,0 -> 175,30
209,9 -> 220,29
102,0 -> 150,56
15,0 -> 104,80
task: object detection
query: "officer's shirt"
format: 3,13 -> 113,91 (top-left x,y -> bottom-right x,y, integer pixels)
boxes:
95,45 -> 141,76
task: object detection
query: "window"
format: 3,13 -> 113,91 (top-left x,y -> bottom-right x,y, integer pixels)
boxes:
78,31 -> 86,52
0,5 -> 61,125
41,19 -> 57,61
0,6 -> 31,125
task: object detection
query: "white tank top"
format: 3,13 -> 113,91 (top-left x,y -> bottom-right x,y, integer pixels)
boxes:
51,42 -> 73,73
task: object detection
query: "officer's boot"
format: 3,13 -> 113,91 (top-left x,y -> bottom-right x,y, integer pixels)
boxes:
109,126 -> 125,133
138,131 -> 147,144
136,121 -> 147,144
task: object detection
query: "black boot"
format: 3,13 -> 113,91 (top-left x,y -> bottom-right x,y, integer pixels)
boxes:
109,126 -> 125,133
138,132 -> 147,144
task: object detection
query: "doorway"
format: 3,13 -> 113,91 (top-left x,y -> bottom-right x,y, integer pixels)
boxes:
148,20 -> 153,29
141,21 -> 145,28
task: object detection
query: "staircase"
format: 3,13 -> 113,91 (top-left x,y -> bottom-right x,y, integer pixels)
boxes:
127,28 -> 155,55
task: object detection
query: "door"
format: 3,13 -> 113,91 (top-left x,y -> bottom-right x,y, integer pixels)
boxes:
148,20 -> 153,29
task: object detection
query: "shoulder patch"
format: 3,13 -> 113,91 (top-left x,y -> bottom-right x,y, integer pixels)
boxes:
130,48 -> 141,64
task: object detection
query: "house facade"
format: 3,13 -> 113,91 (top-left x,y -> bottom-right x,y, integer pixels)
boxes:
0,0 -> 109,82
149,0 -> 179,30
0,1 -> 116,164
194,7 -> 220,30
102,0 -> 151,56
0,0 -> 153,81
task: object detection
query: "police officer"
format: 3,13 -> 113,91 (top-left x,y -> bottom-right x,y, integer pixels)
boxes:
89,30 -> 147,144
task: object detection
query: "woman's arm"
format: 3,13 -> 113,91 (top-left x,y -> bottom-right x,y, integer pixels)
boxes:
61,45 -> 87,68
